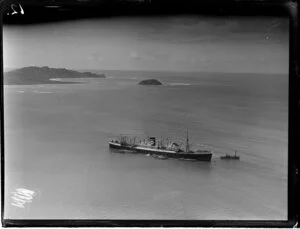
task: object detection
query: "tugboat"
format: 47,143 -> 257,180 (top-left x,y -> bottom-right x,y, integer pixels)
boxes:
220,150 -> 240,160
109,130 -> 212,162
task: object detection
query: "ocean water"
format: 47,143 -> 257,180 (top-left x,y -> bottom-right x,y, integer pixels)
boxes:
4,70 -> 288,220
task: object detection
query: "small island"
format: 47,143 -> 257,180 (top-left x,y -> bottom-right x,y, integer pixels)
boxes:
138,79 -> 162,86
4,66 -> 105,85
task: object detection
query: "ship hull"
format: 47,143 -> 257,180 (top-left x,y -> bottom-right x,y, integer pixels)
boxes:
109,142 -> 212,162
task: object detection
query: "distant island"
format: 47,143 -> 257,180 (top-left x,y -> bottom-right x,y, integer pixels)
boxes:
138,79 -> 162,86
4,66 -> 105,85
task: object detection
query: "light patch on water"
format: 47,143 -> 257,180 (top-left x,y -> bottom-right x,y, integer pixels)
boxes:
169,83 -> 191,86
49,78 -> 63,82
11,188 -> 36,208
49,77 -> 104,84
32,91 -> 53,94
17,90 -> 25,93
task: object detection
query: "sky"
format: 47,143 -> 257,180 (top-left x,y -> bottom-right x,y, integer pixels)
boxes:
3,16 -> 289,74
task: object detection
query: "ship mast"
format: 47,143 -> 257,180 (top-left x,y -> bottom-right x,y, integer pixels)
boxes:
186,129 -> 190,153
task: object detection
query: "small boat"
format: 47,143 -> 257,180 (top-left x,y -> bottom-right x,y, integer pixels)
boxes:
220,150 -> 240,160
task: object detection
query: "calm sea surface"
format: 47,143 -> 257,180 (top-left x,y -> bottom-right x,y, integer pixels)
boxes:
4,70 -> 288,220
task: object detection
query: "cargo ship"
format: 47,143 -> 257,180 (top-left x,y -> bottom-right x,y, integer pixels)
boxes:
109,131 -> 212,162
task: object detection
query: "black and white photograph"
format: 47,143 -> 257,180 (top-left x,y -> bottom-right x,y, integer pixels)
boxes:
2,0 -> 290,222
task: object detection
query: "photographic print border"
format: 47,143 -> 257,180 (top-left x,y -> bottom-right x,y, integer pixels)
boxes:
0,0 -> 299,227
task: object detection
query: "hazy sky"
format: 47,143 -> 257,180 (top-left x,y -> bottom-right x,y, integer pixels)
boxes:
3,16 -> 288,73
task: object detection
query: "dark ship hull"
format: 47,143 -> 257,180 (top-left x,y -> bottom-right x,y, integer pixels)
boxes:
109,142 -> 212,162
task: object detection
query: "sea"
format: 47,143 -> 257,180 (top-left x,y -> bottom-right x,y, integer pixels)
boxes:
4,70 -> 288,220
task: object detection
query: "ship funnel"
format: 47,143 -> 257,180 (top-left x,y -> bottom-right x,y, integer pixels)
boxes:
149,137 -> 156,146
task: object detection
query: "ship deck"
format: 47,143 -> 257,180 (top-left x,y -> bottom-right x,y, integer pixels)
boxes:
109,142 -> 212,156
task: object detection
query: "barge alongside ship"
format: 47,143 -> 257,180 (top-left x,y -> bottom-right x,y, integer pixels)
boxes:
220,150 -> 240,160
109,131 -> 212,162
